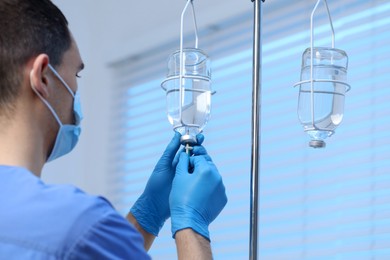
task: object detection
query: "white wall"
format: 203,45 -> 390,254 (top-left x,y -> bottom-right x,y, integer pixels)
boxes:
43,1 -> 252,199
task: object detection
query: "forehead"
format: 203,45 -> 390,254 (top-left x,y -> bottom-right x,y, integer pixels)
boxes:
58,35 -> 83,73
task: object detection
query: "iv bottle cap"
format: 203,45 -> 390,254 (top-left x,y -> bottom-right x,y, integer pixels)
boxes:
180,134 -> 197,145
309,140 -> 326,148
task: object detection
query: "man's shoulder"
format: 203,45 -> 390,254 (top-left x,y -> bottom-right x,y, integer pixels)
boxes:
0,165 -> 114,221
0,165 -> 135,257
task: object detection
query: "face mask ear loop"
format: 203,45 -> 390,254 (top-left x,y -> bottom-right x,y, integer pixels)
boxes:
30,70 -> 63,127
48,64 -> 75,98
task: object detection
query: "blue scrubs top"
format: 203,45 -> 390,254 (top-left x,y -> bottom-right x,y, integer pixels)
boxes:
0,165 -> 151,259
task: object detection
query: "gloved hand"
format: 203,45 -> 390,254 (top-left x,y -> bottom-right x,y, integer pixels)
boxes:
170,150 -> 228,241
130,132 -> 181,236
130,132 -> 205,236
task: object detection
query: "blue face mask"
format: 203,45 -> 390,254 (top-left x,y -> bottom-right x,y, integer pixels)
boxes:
30,64 -> 83,162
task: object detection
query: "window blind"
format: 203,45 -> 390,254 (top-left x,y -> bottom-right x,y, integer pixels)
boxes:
108,0 -> 390,259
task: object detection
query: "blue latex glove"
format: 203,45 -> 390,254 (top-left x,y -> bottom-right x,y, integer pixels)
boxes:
130,132 -> 181,236
170,150 -> 228,241
130,133 -> 205,236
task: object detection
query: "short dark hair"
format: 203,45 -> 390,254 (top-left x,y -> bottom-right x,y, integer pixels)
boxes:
0,0 -> 71,115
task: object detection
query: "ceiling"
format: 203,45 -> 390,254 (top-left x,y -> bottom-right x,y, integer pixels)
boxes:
55,0 -> 255,62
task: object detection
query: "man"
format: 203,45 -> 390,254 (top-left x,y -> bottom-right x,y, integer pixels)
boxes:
0,0 -> 227,259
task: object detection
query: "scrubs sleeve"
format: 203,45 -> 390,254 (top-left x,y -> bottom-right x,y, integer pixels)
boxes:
66,211 -> 151,260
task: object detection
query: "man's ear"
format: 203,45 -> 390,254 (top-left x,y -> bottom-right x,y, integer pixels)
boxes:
30,54 -> 50,99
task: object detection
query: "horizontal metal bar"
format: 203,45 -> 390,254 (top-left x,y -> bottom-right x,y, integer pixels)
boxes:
173,123 -> 201,129
293,79 -> 351,92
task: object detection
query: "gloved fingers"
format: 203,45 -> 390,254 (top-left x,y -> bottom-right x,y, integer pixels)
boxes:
202,154 -> 213,162
172,147 -> 186,168
196,133 -> 205,145
159,132 -> 181,162
190,151 -> 213,162
191,145 -> 208,156
190,155 -> 218,174
176,152 -> 190,175
173,142 -> 206,167
172,133 -> 204,167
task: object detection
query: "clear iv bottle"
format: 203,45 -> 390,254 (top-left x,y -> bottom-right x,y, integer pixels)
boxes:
162,48 -> 212,145
298,47 -> 349,148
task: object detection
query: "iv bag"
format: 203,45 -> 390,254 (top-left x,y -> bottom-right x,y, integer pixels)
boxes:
162,48 -> 212,145
297,47 -> 349,148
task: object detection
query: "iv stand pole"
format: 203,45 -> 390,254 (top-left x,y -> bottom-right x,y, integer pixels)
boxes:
250,0 -> 264,259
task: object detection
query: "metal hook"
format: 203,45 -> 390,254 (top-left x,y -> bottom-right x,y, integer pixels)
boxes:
180,0 -> 199,51
179,0 -> 200,124
310,0 -> 335,50
309,0 -> 336,130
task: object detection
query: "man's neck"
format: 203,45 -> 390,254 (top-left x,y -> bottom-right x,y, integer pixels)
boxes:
0,114 -> 46,177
